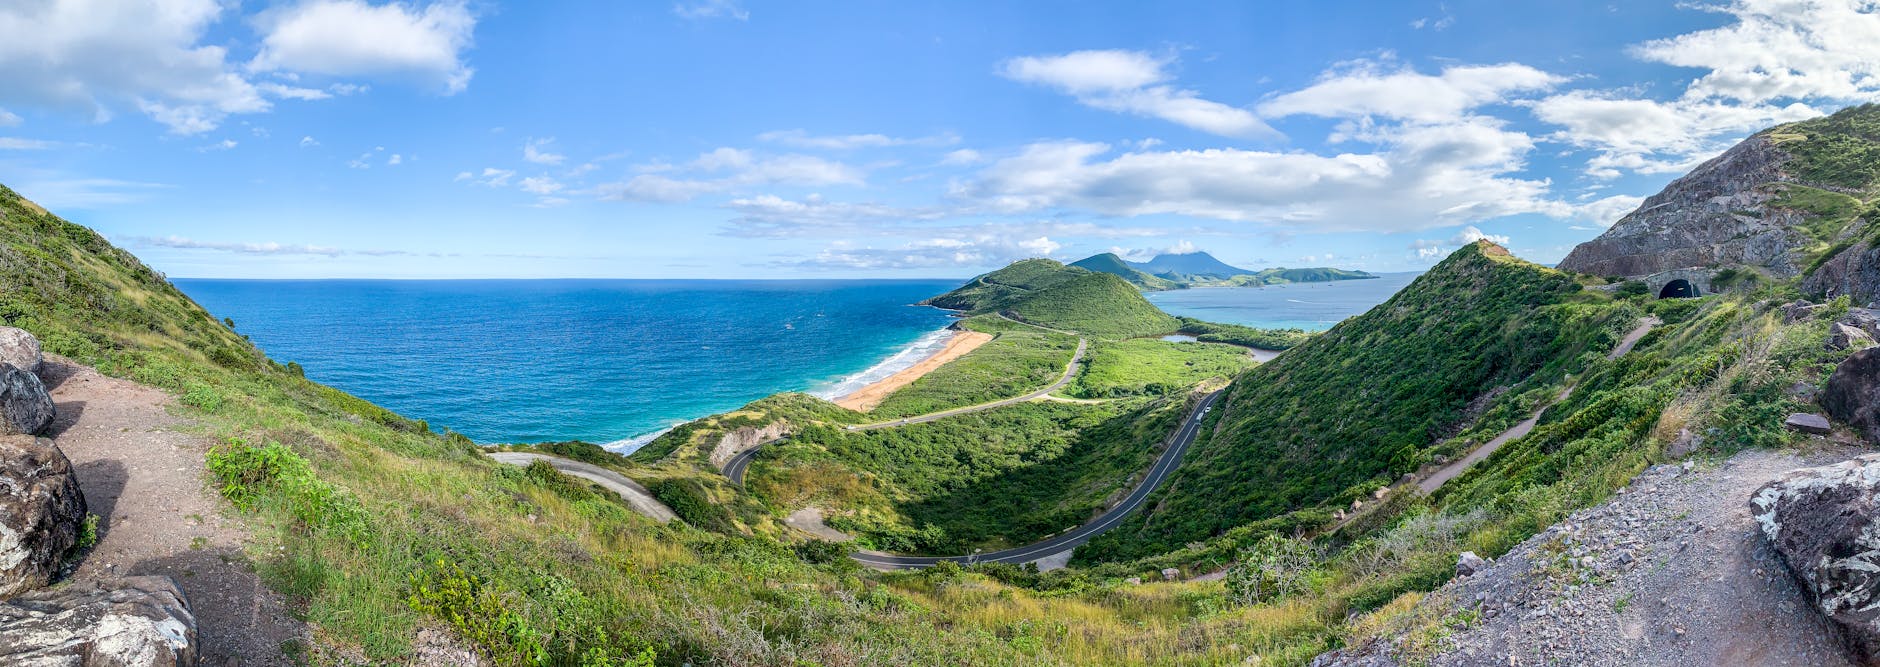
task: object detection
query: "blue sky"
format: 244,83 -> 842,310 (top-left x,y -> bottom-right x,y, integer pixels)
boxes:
0,0 -> 1873,279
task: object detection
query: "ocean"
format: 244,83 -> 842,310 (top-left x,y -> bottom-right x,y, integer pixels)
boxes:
1145,272 -> 1421,331
176,273 -> 1416,452
175,279 -> 959,450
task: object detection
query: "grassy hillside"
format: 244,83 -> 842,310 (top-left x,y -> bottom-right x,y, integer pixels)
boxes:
1251,267 -> 1378,284
1070,338 -> 1257,398
1767,102 -> 1880,191
1085,242 -> 1634,560
865,316 -> 1078,418
922,260 -> 1181,338
1070,252 -> 1184,291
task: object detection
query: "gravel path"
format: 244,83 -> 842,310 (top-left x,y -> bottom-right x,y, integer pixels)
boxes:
43,357 -> 306,666
1336,447 -> 1860,666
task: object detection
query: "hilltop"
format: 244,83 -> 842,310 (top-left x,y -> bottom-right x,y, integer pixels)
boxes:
920,258 -> 1181,338
1071,250 -> 1379,291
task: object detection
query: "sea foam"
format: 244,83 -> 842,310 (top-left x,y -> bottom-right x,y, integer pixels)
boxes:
810,328 -> 955,401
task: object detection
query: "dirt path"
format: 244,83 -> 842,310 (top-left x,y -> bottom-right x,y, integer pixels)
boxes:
42,357 -> 305,666
1346,448 -> 1860,666
834,331 -> 993,412
783,507 -> 852,542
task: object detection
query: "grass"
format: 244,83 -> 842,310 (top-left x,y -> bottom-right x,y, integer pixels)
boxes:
866,319 -> 1077,418
1069,338 -> 1256,398
923,260 -> 1182,339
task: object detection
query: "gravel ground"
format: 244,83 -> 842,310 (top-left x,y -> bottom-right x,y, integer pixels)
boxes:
1328,446 -> 1863,666
43,357 -> 308,666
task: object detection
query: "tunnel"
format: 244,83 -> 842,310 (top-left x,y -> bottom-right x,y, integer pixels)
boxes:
1658,278 -> 1700,299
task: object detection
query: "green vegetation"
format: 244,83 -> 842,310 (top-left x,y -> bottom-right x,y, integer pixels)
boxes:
866,318 -> 1077,418
1178,317 -> 1315,349
1084,242 -> 1635,561
1071,252 -> 1184,290
1768,103 -> 1880,191
748,396 -> 1191,553
490,440 -> 633,468
1070,338 -> 1255,398
921,259 -> 1181,338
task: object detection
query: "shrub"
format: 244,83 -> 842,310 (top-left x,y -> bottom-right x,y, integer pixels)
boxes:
181,382 -> 224,412
207,440 -> 371,548
1225,534 -> 1323,606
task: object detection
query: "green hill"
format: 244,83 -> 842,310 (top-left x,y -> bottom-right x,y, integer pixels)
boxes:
1251,267 -> 1378,284
1070,252 -> 1184,290
922,259 -> 1181,338
1082,242 -> 1631,560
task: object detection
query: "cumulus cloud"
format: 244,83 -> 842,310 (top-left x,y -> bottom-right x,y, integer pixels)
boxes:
249,0 -> 476,93
523,137 -> 564,165
0,109 -> 19,127
1259,60 -> 1564,123
940,149 -> 982,166
1529,91 -> 1817,178
1633,0 -> 1880,105
1408,226 -> 1510,260
0,138 -> 57,150
518,175 -> 563,195
999,50 -> 1276,138
721,194 -> 943,237
674,0 -> 749,21
455,167 -> 515,186
198,138 -> 238,152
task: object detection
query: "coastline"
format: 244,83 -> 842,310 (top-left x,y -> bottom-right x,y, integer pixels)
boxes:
828,329 -> 993,412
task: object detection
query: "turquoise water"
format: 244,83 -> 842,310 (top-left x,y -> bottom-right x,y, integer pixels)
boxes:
175,279 -> 959,449
1145,272 -> 1420,331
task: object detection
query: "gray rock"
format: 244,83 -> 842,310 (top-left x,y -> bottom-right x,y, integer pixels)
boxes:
0,575 -> 198,666
1823,347 -> 1880,444
0,328 -> 41,376
0,364 -> 53,436
1784,413 -> 1833,435
1751,454 -> 1880,663
0,435 -> 85,598
1558,135 -> 1810,278
1786,301 -> 1827,324
1830,322 -> 1875,351
1457,551 -> 1488,577
1160,567 -> 1180,581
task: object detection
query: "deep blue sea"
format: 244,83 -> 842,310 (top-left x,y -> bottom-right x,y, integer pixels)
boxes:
176,279 -> 959,449
1145,272 -> 1421,331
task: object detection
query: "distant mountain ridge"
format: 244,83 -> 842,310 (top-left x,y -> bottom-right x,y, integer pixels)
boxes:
1069,249 -> 1377,291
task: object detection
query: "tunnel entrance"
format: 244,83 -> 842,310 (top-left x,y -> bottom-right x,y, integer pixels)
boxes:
1658,278 -> 1700,299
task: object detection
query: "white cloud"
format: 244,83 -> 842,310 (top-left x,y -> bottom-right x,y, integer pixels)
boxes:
249,0 -> 477,93
790,234 -> 1062,271
1633,0 -> 1880,105
1259,61 -> 1564,123
1529,91 -> 1817,178
1408,225 -> 1510,261
519,175 -> 563,195
1571,193 -> 1646,228
674,0 -> 748,20
940,149 -> 982,166
955,115 -> 1563,233
128,235 -> 452,257
0,0 -> 268,134
387,153 -> 402,165
0,109 -> 18,127
0,138 -> 56,150
523,137 -> 564,165
10,178 -> 169,208
1449,225 -> 1509,246
198,138 -> 238,152
455,167 -> 515,187
999,50 -> 1276,138
299,135 -> 318,148
757,129 -> 958,150
597,149 -> 865,203
257,82 -> 331,100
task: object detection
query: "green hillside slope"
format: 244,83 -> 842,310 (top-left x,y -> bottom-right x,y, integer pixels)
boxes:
1070,252 -> 1183,290
923,260 -> 1181,338
1084,242 -> 1632,560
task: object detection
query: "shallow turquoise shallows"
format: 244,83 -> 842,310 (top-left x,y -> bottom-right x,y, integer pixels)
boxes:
176,279 -> 959,450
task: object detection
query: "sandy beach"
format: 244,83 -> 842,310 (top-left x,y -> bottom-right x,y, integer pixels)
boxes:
834,330 -> 994,411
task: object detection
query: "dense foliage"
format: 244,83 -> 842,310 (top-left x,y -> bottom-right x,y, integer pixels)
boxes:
1769,103 -> 1880,191
921,259 -> 1181,338
1070,338 -> 1254,398
1178,318 -> 1315,350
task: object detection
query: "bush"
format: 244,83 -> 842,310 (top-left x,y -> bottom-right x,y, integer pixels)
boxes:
793,539 -> 855,565
207,440 -> 371,548
1225,534 -> 1323,606
181,382 -> 224,412
648,478 -> 736,533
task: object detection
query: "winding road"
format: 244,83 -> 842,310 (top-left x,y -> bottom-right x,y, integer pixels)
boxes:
849,390 -> 1223,569
487,451 -> 678,523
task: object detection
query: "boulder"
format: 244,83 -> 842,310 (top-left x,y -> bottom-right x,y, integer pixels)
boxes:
1830,322 -> 1876,351
1786,301 -> 1827,323
0,364 -> 53,436
1845,308 -> 1880,339
1785,413 -> 1833,435
0,435 -> 85,598
1160,567 -> 1180,581
1751,454 -> 1880,662
1456,551 -> 1487,577
0,576 -> 198,666
1824,347 -> 1880,444
0,328 -> 40,376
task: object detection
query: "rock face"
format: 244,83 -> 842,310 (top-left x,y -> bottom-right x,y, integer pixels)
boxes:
1823,347 -> 1880,444
0,435 -> 85,598
1831,322 -> 1876,351
1785,413 -> 1833,434
0,327 -> 41,376
1455,551 -> 1488,577
708,422 -> 792,470
0,576 -> 198,666
1557,135 -> 1812,278
1751,454 -> 1880,662
0,364 -> 53,436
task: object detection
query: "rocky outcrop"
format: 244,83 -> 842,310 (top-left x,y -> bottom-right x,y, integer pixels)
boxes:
708,422 -> 792,470
0,575 -> 198,666
0,435 -> 85,598
1785,413 -> 1832,434
1456,551 -> 1487,577
1830,322 -> 1875,351
1557,135 -> 1813,278
1809,241 -> 1880,305
0,364 -> 53,436
1751,454 -> 1880,662
0,327 -> 42,376
1823,347 -> 1880,444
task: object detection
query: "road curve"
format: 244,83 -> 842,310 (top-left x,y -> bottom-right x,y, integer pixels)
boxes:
487,451 -> 679,523
849,390 -> 1223,569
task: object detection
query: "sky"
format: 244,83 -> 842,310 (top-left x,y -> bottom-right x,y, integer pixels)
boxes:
0,0 -> 1876,279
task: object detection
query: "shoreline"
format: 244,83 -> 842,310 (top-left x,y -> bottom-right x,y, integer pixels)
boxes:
831,329 -> 993,412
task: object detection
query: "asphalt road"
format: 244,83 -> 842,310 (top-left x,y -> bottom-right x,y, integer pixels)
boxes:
487,451 -> 678,523
849,390 -> 1223,570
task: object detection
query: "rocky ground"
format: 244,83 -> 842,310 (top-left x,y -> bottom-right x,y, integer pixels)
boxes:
43,357 -> 308,666
1333,446 -> 1864,667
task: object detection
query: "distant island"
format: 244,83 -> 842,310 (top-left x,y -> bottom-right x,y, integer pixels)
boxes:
1069,250 -> 1377,291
